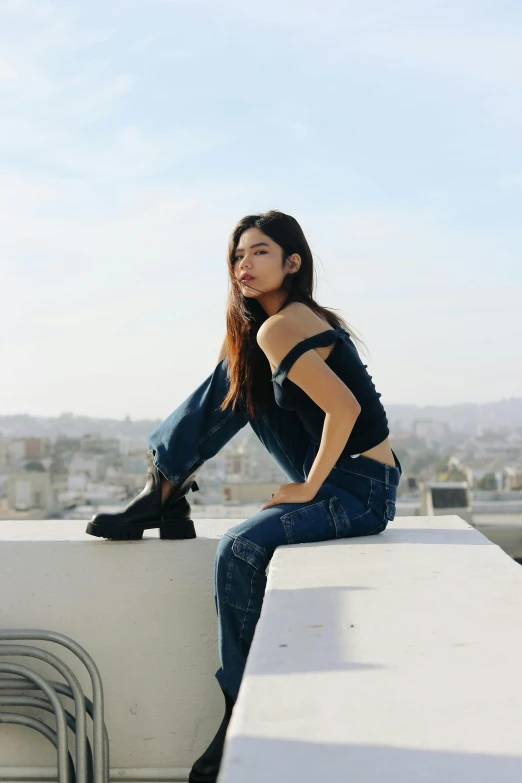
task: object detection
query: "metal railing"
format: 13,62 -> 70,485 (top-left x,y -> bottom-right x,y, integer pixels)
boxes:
0,629 -> 109,783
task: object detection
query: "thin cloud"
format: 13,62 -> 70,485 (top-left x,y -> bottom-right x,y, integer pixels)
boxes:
1,0 -> 521,415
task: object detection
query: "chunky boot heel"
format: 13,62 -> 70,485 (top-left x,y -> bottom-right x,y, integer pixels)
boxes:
85,451 -> 202,540
159,519 -> 196,540
159,493 -> 197,539
158,494 -> 197,539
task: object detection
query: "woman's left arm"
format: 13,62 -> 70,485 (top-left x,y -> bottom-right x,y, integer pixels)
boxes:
261,407 -> 360,509
257,320 -> 361,510
304,408 -> 360,493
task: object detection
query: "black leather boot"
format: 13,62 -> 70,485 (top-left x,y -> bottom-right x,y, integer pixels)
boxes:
189,688 -> 236,783
85,450 -> 202,540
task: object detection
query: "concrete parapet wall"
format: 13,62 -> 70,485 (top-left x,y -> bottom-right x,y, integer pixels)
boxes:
3,515 -> 522,783
220,515 -> 522,783
0,519 -> 234,780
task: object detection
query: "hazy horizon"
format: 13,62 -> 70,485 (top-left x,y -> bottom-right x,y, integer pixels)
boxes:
2,397 -> 522,428
2,0 -> 521,419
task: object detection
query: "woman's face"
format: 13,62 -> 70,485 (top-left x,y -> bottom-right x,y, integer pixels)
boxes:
233,227 -> 299,303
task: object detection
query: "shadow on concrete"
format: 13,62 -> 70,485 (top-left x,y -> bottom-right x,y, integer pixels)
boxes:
221,734 -> 522,782
247,585 -> 385,676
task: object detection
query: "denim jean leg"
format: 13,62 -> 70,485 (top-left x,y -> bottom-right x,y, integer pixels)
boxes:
247,396 -> 313,484
213,482 -> 351,700
213,530 -> 270,700
147,355 -> 321,701
146,358 -> 248,486
210,399 -> 318,700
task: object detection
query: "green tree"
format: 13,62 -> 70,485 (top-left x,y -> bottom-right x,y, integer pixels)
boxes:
25,461 -> 46,472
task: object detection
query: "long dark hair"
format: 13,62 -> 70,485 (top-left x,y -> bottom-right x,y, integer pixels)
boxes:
219,210 -> 368,418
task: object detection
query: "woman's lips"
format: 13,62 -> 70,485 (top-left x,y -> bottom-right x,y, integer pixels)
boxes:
240,276 -> 255,283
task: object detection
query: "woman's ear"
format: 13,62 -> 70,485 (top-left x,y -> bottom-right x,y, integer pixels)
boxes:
287,254 -> 301,273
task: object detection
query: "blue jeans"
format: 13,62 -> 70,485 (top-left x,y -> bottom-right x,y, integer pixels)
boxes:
147,357 -> 402,701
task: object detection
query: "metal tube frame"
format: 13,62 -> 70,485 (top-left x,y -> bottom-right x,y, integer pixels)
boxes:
0,630 -> 109,783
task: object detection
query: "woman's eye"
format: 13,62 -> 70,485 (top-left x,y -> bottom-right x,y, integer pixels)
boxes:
234,251 -> 265,262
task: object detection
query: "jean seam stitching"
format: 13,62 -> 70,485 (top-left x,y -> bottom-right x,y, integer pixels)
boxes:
280,498 -> 327,524
197,408 -> 237,446
281,518 -> 292,543
349,507 -> 373,523
329,496 -> 340,537
223,543 -> 234,605
167,456 -> 200,487
226,532 -> 266,558
239,569 -> 256,641
226,599 -> 256,611
349,477 -> 373,522
281,498 -> 331,544
334,465 -> 397,487
340,497 -> 352,532
153,458 -> 192,489
223,537 -> 262,611
330,495 -> 350,537
348,478 -> 373,519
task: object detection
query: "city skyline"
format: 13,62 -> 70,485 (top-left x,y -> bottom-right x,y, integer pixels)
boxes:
2,1 -> 521,418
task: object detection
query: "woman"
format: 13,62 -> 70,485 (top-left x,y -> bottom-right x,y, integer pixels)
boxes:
86,209 -> 402,783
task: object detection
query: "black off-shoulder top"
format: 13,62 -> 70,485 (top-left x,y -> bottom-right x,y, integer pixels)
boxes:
271,327 -> 389,457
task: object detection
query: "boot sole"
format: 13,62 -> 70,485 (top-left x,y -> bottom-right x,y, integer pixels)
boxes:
188,768 -> 220,783
85,518 -> 196,541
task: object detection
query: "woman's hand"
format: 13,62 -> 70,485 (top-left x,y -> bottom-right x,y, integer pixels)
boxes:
261,482 -> 317,511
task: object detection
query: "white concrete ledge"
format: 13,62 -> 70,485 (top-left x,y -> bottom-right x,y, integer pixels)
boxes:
0,519 -> 235,779
220,515 -> 522,783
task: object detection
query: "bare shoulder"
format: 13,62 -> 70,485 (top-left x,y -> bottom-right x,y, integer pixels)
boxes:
257,301 -> 329,344
256,302 -> 335,373
256,304 -> 361,413
256,311 -> 301,358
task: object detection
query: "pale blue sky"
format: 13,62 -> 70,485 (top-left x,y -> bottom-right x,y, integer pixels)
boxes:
1,0 -> 521,419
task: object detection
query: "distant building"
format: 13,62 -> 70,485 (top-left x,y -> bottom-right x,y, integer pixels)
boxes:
419,481 -> 473,524
0,437 -> 8,471
7,470 -> 55,513
222,481 -> 282,504
69,454 -> 104,482
68,473 -> 89,494
501,466 -> 522,491
221,429 -> 286,503
8,437 -> 51,464
79,433 -> 120,454
224,429 -> 286,484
